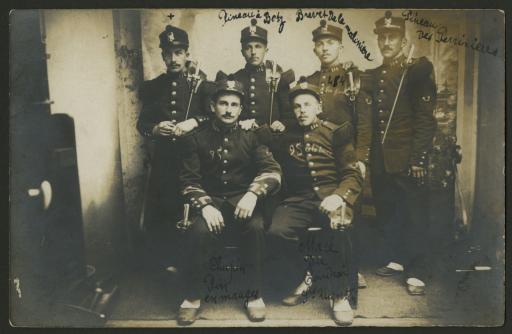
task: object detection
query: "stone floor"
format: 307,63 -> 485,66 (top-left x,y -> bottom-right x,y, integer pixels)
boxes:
106,264 -> 503,327
106,217 -> 504,328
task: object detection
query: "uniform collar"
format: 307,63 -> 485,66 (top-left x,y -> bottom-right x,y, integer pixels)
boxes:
383,53 -> 405,68
320,61 -> 344,73
166,70 -> 186,80
305,119 -> 320,132
212,119 -> 239,133
245,62 -> 266,72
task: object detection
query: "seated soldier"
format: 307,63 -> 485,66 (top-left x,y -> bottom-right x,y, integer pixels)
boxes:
177,80 -> 282,325
267,78 -> 364,326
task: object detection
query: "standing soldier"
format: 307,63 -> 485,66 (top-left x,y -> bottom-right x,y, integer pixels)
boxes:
267,79 -> 364,326
217,19 -> 296,134
177,80 -> 282,325
307,19 -> 373,288
137,24 -> 214,270
369,11 -> 437,295
307,19 -> 373,165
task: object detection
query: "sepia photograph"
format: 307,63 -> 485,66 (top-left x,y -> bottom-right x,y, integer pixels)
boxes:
9,6 -> 505,328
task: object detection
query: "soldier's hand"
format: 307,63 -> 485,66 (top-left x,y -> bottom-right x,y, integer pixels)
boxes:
174,119 -> 199,137
270,120 -> 286,133
409,165 -> 426,184
152,121 -> 176,136
234,192 -> 258,220
201,205 -> 225,234
319,194 -> 344,216
239,119 -> 258,130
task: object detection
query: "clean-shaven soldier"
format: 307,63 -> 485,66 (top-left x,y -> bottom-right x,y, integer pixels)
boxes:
307,19 -> 373,288
267,79 -> 363,326
177,80 -> 282,325
217,19 -> 296,134
307,19 -> 372,165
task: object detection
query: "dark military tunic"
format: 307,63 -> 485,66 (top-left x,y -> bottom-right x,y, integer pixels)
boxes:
179,120 -> 282,299
180,120 -> 282,208
368,55 -> 437,280
220,61 -> 296,128
267,120 -> 363,304
136,69 -> 214,231
307,63 -> 373,164
274,120 -> 363,204
369,55 -> 437,173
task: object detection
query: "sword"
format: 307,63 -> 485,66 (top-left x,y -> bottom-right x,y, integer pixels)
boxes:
176,203 -> 191,231
185,61 -> 201,121
267,60 -> 280,125
381,45 -> 415,145
347,71 -> 358,135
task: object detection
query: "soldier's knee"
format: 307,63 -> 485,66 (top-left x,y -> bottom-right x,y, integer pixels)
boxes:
188,216 -> 212,238
244,216 -> 265,234
267,222 -> 292,240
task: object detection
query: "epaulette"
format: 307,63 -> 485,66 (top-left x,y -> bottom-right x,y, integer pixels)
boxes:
281,69 -> 295,85
320,119 -> 339,131
332,121 -> 354,146
407,56 -> 435,83
139,74 -> 166,100
342,61 -> 355,71
197,69 -> 207,81
265,60 -> 284,73
215,70 -> 229,82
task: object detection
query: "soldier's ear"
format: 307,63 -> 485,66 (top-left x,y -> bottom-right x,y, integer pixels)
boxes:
209,101 -> 216,113
316,101 -> 323,115
401,37 -> 408,49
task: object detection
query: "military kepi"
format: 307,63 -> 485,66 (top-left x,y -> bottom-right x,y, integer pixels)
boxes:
159,25 -> 189,50
213,79 -> 246,101
373,11 -> 405,34
289,76 -> 321,102
312,19 -> 343,42
240,19 -> 268,45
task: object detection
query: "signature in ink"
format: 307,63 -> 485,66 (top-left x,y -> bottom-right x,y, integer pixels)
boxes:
403,10 -> 498,57
209,255 -> 246,274
218,9 -> 287,33
296,9 -> 374,61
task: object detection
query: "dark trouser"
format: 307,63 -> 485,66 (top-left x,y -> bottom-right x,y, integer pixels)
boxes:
183,201 -> 265,301
267,195 -> 357,304
144,142 -> 183,268
371,170 -> 430,280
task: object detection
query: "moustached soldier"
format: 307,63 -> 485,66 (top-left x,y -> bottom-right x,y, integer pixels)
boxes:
136,24 -> 215,270
368,11 -> 437,296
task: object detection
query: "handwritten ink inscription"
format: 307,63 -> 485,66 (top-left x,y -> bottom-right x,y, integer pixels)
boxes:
402,10 -> 499,57
202,255 -> 259,304
295,9 -> 374,62
297,236 -> 351,303
218,9 -> 286,33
